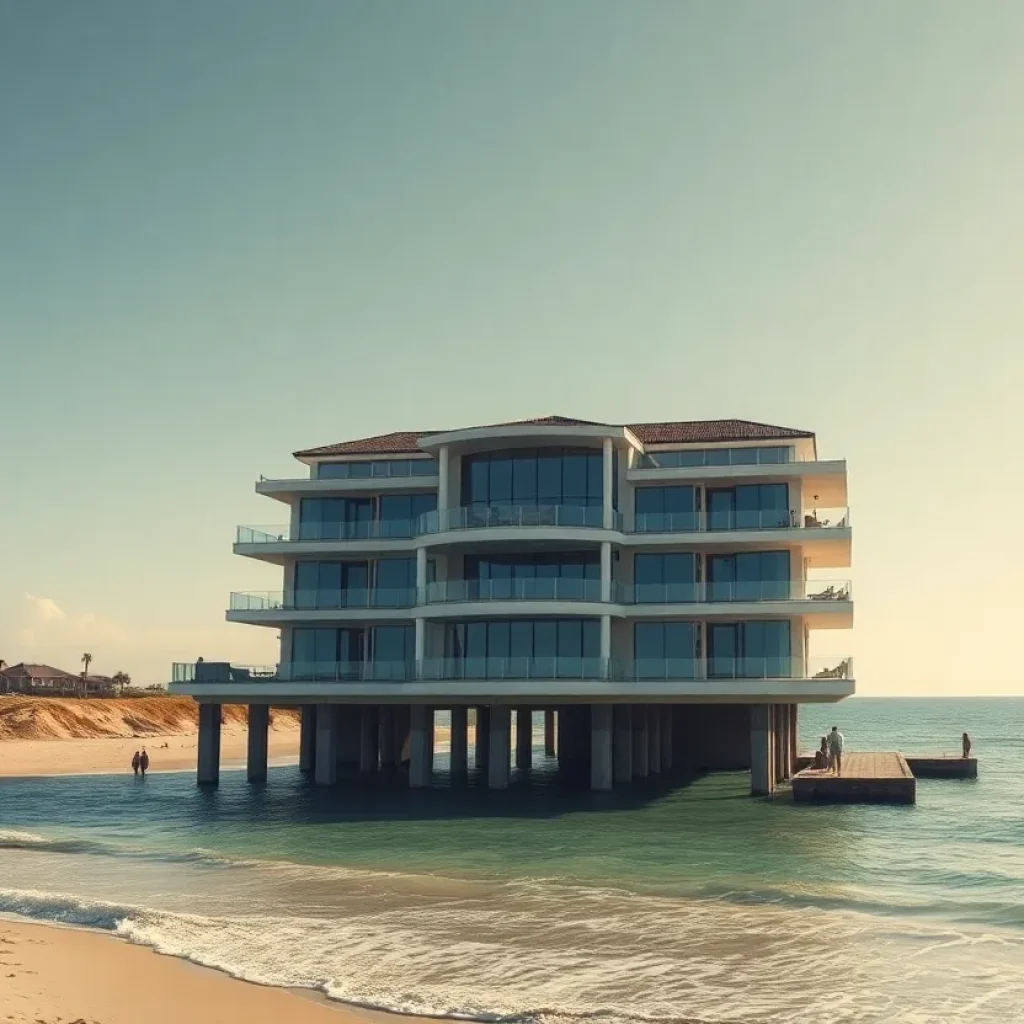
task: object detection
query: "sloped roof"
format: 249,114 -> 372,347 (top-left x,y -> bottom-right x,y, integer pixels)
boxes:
294,416 -> 813,458
0,663 -> 79,680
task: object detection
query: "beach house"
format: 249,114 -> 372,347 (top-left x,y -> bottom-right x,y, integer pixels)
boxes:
169,416 -> 853,795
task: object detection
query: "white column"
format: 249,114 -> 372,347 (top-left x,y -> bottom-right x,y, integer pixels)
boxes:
197,703 -> 221,786
750,704 -> 772,796
590,705 -> 613,791
600,615 -> 611,674
247,704 -> 269,783
438,445 -> 450,512
314,705 -> 339,786
416,546 -> 427,593
600,541 -> 612,602
488,705 -> 511,789
409,704 -> 431,788
602,438 -> 614,529
613,704 -> 633,784
415,618 -> 425,674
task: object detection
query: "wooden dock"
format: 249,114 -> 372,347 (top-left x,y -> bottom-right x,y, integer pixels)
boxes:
792,751 -> 916,804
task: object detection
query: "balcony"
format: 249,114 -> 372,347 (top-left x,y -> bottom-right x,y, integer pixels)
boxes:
424,578 -> 605,604
229,589 -> 417,612
622,580 -> 851,604
419,504 -> 619,534
171,656 -> 852,685
631,506 -> 849,534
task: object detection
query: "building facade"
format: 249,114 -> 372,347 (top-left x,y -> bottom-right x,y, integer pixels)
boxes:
169,415 -> 853,794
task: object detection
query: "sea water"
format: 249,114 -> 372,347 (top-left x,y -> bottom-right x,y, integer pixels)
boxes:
1,697 -> 1022,1024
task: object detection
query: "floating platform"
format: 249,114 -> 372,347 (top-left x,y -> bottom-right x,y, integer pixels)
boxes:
792,751 -> 916,804
904,756 -> 977,779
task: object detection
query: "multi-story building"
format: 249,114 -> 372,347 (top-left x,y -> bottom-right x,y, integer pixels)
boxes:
169,415 -> 853,795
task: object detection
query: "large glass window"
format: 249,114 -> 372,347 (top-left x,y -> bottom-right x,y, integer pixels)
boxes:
371,625 -> 415,670
634,486 -> 697,531
640,446 -> 792,468
706,551 -> 790,601
378,493 -> 437,536
316,459 -> 438,479
707,484 -> 790,531
707,620 -> 791,678
633,553 -> 697,602
291,627 -> 367,678
298,497 -> 373,539
633,622 -> 697,678
460,448 -> 603,508
444,618 -> 600,676
294,561 -> 369,608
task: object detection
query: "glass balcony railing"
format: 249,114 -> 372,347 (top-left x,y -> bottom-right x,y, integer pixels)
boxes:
419,505 -> 618,534
171,656 -> 852,685
632,507 -> 850,533
425,578 -> 605,603
229,589 -> 417,612
622,580 -> 852,604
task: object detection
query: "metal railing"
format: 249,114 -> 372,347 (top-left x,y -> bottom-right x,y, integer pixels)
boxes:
171,656 -> 853,685
424,578 -> 605,603
632,506 -> 850,533
229,589 -> 417,611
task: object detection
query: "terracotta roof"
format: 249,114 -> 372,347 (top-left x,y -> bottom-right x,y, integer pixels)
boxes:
0,663 -> 78,680
294,417 -> 813,458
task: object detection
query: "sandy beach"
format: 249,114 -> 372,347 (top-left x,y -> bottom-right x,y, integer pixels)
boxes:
0,918 -> 433,1024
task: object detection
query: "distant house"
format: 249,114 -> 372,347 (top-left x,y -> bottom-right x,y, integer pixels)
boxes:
0,663 -> 119,697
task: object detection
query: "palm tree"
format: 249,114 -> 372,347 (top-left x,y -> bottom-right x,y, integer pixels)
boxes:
80,652 -> 93,698
111,671 -> 131,696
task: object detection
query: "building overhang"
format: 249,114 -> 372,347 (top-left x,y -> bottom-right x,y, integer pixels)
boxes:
417,424 -> 641,454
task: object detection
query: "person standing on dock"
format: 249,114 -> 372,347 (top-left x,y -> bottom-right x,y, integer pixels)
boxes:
828,726 -> 844,776
962,732 -> 972,758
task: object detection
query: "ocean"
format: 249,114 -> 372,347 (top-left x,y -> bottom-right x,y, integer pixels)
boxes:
1,697 -> 1022,1024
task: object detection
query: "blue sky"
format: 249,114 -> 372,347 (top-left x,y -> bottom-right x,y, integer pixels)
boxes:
2,1 -> 1022,693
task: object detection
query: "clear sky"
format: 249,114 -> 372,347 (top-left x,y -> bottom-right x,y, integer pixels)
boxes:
2,1 -> 1022,694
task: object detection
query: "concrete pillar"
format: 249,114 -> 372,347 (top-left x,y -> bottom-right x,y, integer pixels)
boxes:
662,705 -> 673,772
360,705 -> 379,774
488,705 -> 511,789
613,704 -> 633,784
750,704 -> 773,796
379,705 -> 395,769
632,704 -> 649,778
314,705 -> 339,786
648,705 -> 662,775
299,704 -> 316,774
600,541 -> 612,601
516,708 -> 532,771
474,706 -> 490,770
600,613 -> 611,671
338,708 -> 360,767
197,703 -> 221,786
409,704 -> 431,788
414,618 -> 425,673
427,707 -> 436,765
602,437 -> 614,529
450,705 -> 468,776
247,704 -> 269,783
590,704 -> 613,791
544,709 -> 556,756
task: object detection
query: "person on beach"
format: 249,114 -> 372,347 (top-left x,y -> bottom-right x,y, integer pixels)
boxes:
139,748 -> 150,776
813,736 -> 829,770
962,732 -> 972,758
131,751 -> 141,776
827,726 -> 844,775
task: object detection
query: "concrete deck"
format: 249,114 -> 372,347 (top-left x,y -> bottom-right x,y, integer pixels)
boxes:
792,751 -> 916,804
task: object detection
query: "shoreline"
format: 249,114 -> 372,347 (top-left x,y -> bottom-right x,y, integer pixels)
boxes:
0,915 -> 444,1024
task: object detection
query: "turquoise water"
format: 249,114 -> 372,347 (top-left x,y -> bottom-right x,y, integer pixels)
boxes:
1,697 -> 1022,1023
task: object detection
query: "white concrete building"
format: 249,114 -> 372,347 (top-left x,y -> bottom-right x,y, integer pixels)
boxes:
169,415 -> 853,795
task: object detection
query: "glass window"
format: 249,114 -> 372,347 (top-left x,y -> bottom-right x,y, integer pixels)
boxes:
347,462 -> 372,478
536,453 -> 562,504
634,487 -> 695,530
488,620 -> 511,659
372,625 -> 413,663
376,557 -> 414,597
557,619 -> 583,658
460,448 -> 604,508
489,455 -> 513,504
467,458 -> 489,505
512,455 -> 537,503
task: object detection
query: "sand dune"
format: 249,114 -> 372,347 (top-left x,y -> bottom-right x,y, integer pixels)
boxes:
0,696 -> 300,777
0,696 -> 297,741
